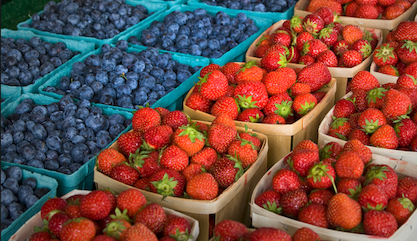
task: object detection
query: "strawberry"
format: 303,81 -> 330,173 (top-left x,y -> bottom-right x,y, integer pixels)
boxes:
221,62 -> 241,85
397,41 -> 417,64
394,21 -> 417,42
261,49 -> 290,72
352,90 -> 368,112
288,148 -> 320,177
60,217 -> 96,241
307,0 -> 343,13
337,178 -> 362,198
161,110 -> 188,131
227,139 -> 258,169
297,62 -> 332,92
296,31 -> 315,51
340,50 -> 363,68
326,193 -> 362,230
155,107 -> 170,118
302,14 -> 325,35
262,114 -> 287,124
142,125 -> 173,151
366,87 -> 387,109
290,83 -> 312,97
319,142 -> 343,160
358,108 -> 387,134
270,30 -> 292,47
97,149 -> 127,176
64,202 -> 82,219
316,50 -> 338,67
378,0 -> 396,6
405,62 -> 417,78
280,189 -> 308,218
254,44 -> 271,58
150,169 -> 185,198
255,190 -> 282,214
110,162 -> 140,186
262,67 -> 296,95
397,0 -> 411,9
186,172 -> 218,200
328,117 -> 352,139
163,215 -> 192,240
132,107 -> 161,133
212,113 -> 236,129
292,227 -> 322,241
213,220 -> 247,241
396,176 -> 417,205
358,184 -> 389,210
365,164 -> 398,200
298,203 -> 328,228
237,108 -> 264,123
190,147 -> 217,171
116,188 -> 147,219
28,231 -> 52,241
386,197 -> 415,225
355,4 -> 379,19
378,65 -> 398,76
181,163 -> 204,183
397,74 -> 417,89
235,61 -> 263,84
134,203 -> 167,234
185,92 -> 212,113
308,189 -> 333,207
234,81 -> 268,110
293,93 -> 317,116
133,177 -> 151,191
318,27 -> 338,46
116,131 -> 142,157
48,211 -> 71,238
211,96 -> 240,119
307,162 -> 336,190
351,39 -> 372,59
103,219 -> 131,240
173,125 -> 205,156
79,190 -> 112,221
333,98 -> 356,118
123,223 -> 158,241
293,139 -> 319,152
384,4 -> 405,20
350,71 -> 380,92
335,151 -> 364,179
303,39 -> 328,58
373,43 -> 398,67
250,227 -> 291,240
348,129 -> 370,146
210,155 -> 243,188
159,145 -> 189,172
345,1 -> 359,16
208,123 -> 237,153
197,70 -> 228,101
272,169 -> 301,194
342,25 -> 364,45
102,189 -> 117,211
343,139 -> 373,165
262,93 -> 293,118
200,64 -> 221,78
313,6 -> 337,24
363,210 -> 398,237
332,39 -> 350,56
370,124 -> 399,149
298,54 -> 315,65
40,198 -> 67,220
130,150 -> 160,178
395,118 -> 417,147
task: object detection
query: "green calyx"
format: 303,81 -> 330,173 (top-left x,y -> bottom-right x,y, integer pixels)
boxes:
366,87 -> 387,105
307,162 -> 337,193
330,117 -> 349,130
274,100 -> 294,119
276,53 -> 289,68
303,19 -> 319,35
319,144 -> 333,160
319,27 -> 333,40
237,95 -> 258,109
129,149 -> 151,168
364,165 -> 388,186
178,125 -> 205,143
399,196 -> 416,212
170,228 -> 193,241
109,208 -> 131,223
361,119 -> 381,134
150,173 -> 178,199
347,184 -> 362,200
238,60 -> 258,73
401,40 -> 417,54
358,41 -> 372,59
298,101 -> 316,115
240,138 -> 258,150
256,34 -> 268,47
263,201 -> 282,214
225,154 -> 244,182
103,220 -> 129,239
196,72 -> 211,91
249,114 -> 261,123
375,44 -> 395,62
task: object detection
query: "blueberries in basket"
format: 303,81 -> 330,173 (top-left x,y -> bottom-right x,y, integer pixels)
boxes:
4,166 -> 22,182
1,37 -> 77,87
28,0 -> 151,39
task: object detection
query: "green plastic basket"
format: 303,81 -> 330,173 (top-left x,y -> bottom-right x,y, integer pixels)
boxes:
1,87 -> 21,110
187,0 -> 295,22
0,29 -> 95,95
1,93 -> 133,196
117,4 -> 273,66
142,0 -> 187,8
0,166 -> 58,241
16,1 -> 168,47
38,46 -> 210,112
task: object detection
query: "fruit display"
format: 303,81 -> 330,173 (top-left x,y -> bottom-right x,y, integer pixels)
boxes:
1,94 -> 131,174
126,7 -> 262,59
1,36 -> 80,87
17,189 -> 198,241
370,21 -> 417,83
21,0 -> 154,40
251,140 -> 417,239
42,41 -> 203,109
197,0 -> 297,13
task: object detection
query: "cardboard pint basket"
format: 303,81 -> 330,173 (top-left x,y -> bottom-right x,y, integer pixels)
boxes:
250,153 -> 417,241
183,70 -> 336,168
294,0 -> 417,39
10,189 -> 200,241
245,20 -> 383,102
94,122 -> 269,241
369,62 -> 399,85
318,92 -> 417,163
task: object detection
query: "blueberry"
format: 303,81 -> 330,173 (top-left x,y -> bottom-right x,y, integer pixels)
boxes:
3,178 -> 19,194
71,143 -> 90,163
2,144 -> 16,155
31,139 -> 48,153
71,135 -> 85,144
7,202 -> 23,214
10,209 -> 24,220
79,128 -> 95,141
109,124 -> 126,139
78,99 -> 91,108
1,219 -> 14,231
34,188 -> 49,198
45,135 -> 62,151
0,170 -> 5,184
44,159 -> 60,171
1,189 -> 16,206
14,102 -> 32,115
62,141 -> 74,154
75,107 -> 90,120
1,132 -> 13,148
4,166 -> 22,182
17,185 -> 33,203
1,204 -> 9,220
24,194 -> 39,209
108,114 -> 125,126
177,69 -> 192,83
58,167 -> 72,175
58,153 -> 73,166
208,39 -> 220,51
79,85 -> 94,100
134,90 -> 147,105
22,177 -> 37,190
19,144 -> 37,160
31,124 -> 47,140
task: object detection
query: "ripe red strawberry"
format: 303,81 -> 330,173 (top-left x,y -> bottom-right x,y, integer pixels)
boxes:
80,190 -> 112,221
134,203 -> 167,234
397,41 -> 417,65
97,149 -> 127,176
343,139 -> 372,165
280,189 -> 308,218
48,211 -> 71,238
237,108 -> 264,123
365,164 -> 398,200
307,0 -> 343,13
250,227 -> 291,240
326,193 -> 362,230
173,125 -> 205,156
319,142 -> 343,160
197,70 -> 228,101
132,107 -> 161,133
208,123 -> 237,153
64,202 -> 82,219
397,74 -> 417,89
60,217 -> 96,241
290,83 -> 312,97
313,6 -> 336,24
308,189 -> 333,207
262,93 -> 293,118
235,61 -> 263,84
405,62 -> 417,78
161,110 -> 188,131
352,90 -> 368,112
262,67 -> 297,95
272,169 -> 301,194
116,188 -> 147,219
394,118 -> 417,147
255,190 -> 282,214
366,87 -> 387,109
370,124 -> 399,149
262,114 -> 287,124
303,39 -> 328,58
298,203 -> 328,228
332,40 -> 349,56
163,215 -> 192,240
159,145 -> 189,172
181,163 -> 204,182
123,223 -> 158,241
379,0 -> 396,6
348,129 -> 370,146
342,25 -> 364,45
40,198 -> 67,220
355,4 -> 379,19
28,231 -> 52,241
341,50 -> 363,68
254,44 -> 271,58
394,21 -> 417,42
185,92 -> 212,113
133,177 -> 151,191
328,117 -> 352,139
292,227 -> 322,241
302,14 -> 325,35
296,31 -> 315,51
373,43 -> 398,67
213,220 -> 247,241
363,210 -> 398,237
110,162 -> 140,186
318,27 -> 338,46
357,108 -> 387,134
358,184 -> 389,210
351,39 -> 372,59
386,197 -> 415,225
117,131 -> 142,157
333,98 -> 356,118
316,49 -> 338,67
149,169 -> 185,197
155,107 -> 170,118
384,3 -> 405,20
211,96 -> 240,119
335,151 -> 364,179
103,219 -> 131,240
210,155 -> 244,188
293,93 -> 317,116
337,178 -> 362,198
345,1 -> 359,16
200,64 -> 221,78
190,147 -> 217,171
186,172 -> 219,200
378,65 -> 399,76
234,81 -> 268,110
221,62 -> 241,84
297,62 -> 331,92
261,49 -> 290,72
270,30 -> 292,47
227,139 -> 258,169
396,176 -> 417,205
142,125 -> 173,151
130,150 -> 160,178
307,162 -> 336,190
288,148 -> 320,177
350,71 -> 380,92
